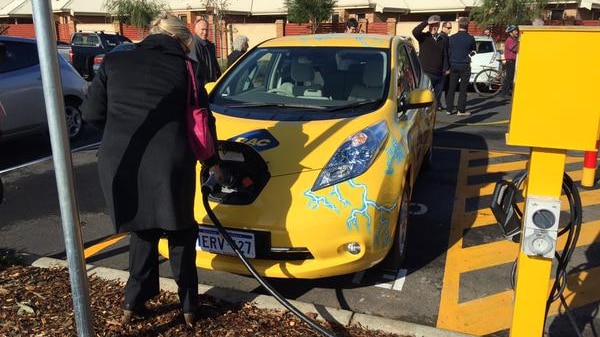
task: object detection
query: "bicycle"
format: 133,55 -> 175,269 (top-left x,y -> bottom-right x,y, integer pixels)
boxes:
473,64 -> 505,96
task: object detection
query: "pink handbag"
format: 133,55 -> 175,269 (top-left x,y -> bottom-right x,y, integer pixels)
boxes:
186,60 -> 215,161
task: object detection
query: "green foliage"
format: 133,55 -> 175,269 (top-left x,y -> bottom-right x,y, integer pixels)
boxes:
104,0 -> 165,29
470,0 -> 548,27
284,0 -> 337,33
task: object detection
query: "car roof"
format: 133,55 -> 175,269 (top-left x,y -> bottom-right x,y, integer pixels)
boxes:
258,33 -> 406,49
0,36 -> 36,44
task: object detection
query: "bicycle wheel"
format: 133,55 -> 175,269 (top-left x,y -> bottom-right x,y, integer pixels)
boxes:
474,69 -> 502,96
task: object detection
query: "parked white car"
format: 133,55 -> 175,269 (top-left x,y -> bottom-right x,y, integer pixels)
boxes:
469,36 -> 501,83
0,36 -> 88,142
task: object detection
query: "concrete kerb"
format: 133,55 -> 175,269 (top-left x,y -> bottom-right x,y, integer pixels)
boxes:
31,256 -> 473,337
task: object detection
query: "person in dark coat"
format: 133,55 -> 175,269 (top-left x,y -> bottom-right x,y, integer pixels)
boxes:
446,17 -> 476,116
412,15 -> 449,111
191,17 -> 221,83
226,35 -> 248,68
81,13 -> 220,328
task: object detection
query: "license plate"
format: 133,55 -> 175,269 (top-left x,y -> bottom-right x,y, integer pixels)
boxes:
196,226 -> 256,258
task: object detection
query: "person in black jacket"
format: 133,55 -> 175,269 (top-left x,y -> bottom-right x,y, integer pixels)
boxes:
412,15 -> 449,111
227,35 -> 248,68
191,17 -> 221,83
82,13 -> 220,328
446,17 -> 476,116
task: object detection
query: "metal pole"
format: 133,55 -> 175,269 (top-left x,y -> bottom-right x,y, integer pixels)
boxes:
30,1 -> 94,336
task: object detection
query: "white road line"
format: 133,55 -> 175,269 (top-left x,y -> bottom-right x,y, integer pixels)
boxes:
392,268 -> 407,291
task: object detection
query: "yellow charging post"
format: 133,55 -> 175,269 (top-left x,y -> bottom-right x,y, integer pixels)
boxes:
506,26 -> 600,337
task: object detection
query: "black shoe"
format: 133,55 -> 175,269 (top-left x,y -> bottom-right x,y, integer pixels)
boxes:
121,303 -> 150,324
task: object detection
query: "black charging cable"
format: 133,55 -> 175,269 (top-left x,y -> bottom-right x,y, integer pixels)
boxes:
201,172 -> 338,337
495,171 -> 584,337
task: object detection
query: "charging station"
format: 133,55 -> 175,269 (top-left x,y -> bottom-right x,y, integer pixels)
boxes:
504,26 -> 600,337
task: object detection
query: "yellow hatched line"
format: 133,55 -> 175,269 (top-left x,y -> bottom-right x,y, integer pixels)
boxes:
436,149 -> 469,330
461,187 -> 600,229
464,149 -> 528,161
455,221 -> 600,273
465,156 -> 582,176
462,167 -> 586,200
439,266 -> 600,336
437,149 -> 600,335
83,233 -> 128,259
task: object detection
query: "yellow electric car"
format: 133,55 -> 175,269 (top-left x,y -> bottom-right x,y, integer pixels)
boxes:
159,34 -> 435,279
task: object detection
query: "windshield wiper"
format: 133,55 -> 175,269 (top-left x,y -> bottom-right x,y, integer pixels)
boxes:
226,102 -> 327,110
326,99 -> 383,112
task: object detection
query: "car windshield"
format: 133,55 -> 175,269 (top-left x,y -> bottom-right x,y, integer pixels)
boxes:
211,47 -> 389,120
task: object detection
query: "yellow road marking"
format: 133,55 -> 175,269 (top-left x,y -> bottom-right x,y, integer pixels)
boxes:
436,119 -> 510,126
437,149 -> 600,335
83,233 -> 128,259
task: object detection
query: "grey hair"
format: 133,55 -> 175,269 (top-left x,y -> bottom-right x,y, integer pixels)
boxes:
232,35 -> 249,51
149,12 -> 193,51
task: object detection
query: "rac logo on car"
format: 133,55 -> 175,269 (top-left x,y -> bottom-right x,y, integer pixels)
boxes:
228,129 -> 279,152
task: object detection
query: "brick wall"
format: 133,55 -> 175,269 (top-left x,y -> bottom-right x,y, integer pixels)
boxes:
4,24 -> 36,39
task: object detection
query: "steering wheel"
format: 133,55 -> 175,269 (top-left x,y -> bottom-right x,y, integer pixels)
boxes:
267,88 -> 293,96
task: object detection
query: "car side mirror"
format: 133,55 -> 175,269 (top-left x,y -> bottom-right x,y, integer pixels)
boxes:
398,89 -> 434,116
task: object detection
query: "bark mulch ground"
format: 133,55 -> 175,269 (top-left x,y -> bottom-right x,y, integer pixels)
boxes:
0,250 -> 407,336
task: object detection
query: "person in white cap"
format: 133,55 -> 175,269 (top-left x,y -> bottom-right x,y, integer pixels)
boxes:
412,15 -> 449,111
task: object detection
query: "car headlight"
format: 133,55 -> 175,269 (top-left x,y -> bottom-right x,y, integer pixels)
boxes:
312,120 -> 388,191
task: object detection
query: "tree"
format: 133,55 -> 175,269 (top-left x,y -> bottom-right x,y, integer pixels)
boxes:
284,0 -> 337,34
0,24 -> 8,35
469,0 -> 548,28
104,0 -> 164,30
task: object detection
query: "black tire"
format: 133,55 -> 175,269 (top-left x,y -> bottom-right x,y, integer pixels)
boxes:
473,69 -> 502,97
64,97 -> 84,140
379,184 -> 410,270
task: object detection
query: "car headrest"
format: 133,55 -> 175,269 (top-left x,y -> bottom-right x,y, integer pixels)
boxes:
362,58 -> 383,87
291,57 -> 315,83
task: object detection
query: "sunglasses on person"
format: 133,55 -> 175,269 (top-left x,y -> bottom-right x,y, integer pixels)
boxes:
445,25 -> 452,29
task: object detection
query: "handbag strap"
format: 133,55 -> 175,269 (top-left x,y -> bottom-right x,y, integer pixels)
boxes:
185,60 -> 199,108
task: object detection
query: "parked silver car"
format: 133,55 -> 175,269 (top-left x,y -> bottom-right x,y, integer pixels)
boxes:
0,36 -> 87,142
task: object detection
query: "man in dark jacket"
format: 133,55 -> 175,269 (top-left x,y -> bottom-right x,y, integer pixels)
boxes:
227,35 -> 249,68
191,17 -> 221,83
82,13 -> 220,327
446,17 -> 476,116
412,15 -> 449,111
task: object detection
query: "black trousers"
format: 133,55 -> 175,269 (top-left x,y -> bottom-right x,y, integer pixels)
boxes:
446,64 -> 471,113
501,60 -> 516,96
124,227 -> 199,312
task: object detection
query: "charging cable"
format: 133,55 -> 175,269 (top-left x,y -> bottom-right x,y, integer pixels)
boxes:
201,172 -> 338,337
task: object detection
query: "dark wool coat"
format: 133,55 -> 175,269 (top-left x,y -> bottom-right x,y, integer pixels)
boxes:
412,20 -> 449,76
82,34 -> 217,233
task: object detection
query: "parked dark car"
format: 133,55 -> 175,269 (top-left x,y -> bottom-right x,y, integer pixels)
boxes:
92,42 -> 136,73
0,36 -> 88,141
70,31 -> 131,80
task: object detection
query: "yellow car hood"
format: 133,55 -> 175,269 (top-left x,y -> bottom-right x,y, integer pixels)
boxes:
214,112 -> 384,177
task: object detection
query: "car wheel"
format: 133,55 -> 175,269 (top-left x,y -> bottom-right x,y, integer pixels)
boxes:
64,97 -> 84,140
380,183 -> 410,270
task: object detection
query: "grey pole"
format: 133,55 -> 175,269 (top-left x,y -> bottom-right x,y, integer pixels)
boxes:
30,1 -> 94,336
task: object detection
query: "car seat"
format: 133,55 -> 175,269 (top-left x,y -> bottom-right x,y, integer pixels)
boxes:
279,56 -> 323,97
348,58 -> 384,101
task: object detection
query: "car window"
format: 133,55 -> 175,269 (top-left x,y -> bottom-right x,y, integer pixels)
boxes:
104,34 -> 131,47
476,41 -> 494,54
213,47 -> 388,115
72,34 -> 101,47
405,43 -> 421,86
396,44 -> 415,100
0,41 -> 39,74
